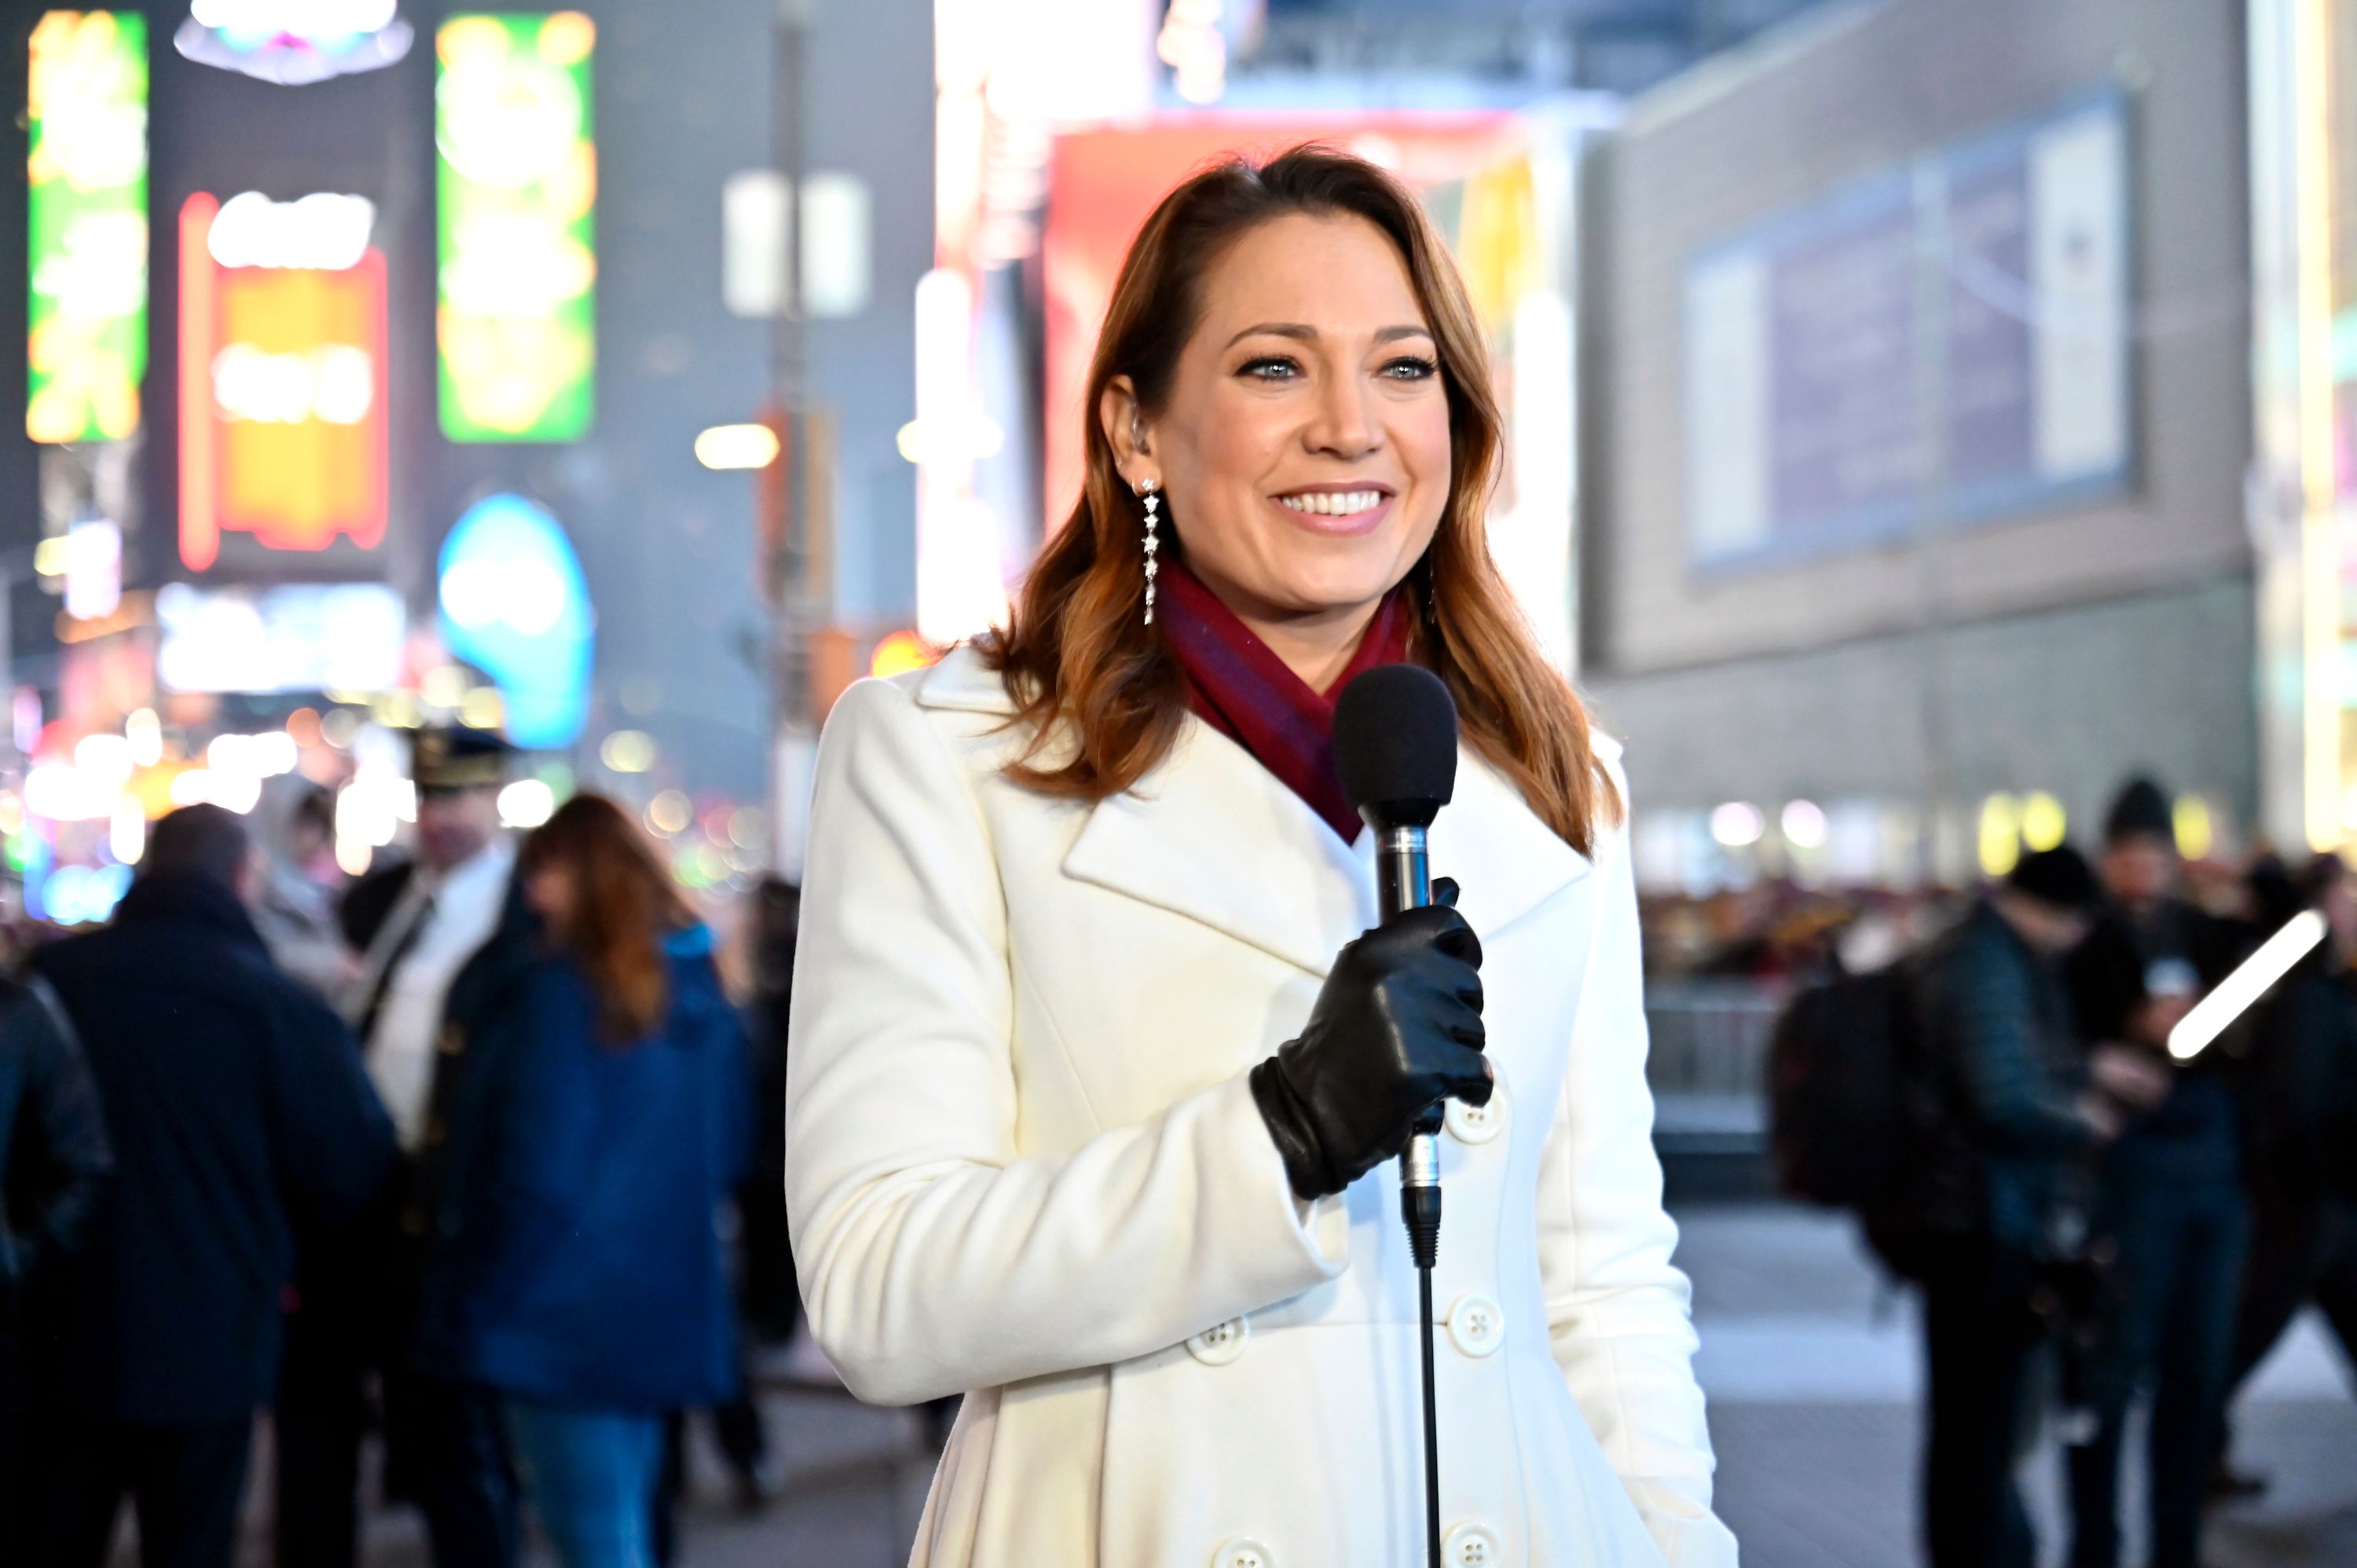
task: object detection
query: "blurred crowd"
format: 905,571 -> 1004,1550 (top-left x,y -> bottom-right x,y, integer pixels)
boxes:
0,728 -> 804,1568
3,725 -> 2351,1568
1768,779 -> 2357,1568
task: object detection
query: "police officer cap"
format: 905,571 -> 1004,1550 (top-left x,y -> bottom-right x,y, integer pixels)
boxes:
412,726 -> 514,791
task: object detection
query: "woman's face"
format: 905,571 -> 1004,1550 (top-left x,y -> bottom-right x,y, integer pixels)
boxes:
525,863 -> 576,932
1107,211 -> 1454,632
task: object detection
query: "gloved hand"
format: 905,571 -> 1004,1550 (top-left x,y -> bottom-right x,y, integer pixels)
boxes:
1250,879 -> 1490,1201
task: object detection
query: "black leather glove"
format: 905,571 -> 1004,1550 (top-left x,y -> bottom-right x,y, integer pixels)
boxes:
1250,879 -> 1490,1201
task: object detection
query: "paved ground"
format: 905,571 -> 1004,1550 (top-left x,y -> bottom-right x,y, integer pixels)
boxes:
137,1200 -> 2357,1566
1681,1203 -> 2357,1568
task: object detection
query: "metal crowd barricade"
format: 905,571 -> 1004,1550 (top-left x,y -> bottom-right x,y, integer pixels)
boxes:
1644,976 -> 1786,1196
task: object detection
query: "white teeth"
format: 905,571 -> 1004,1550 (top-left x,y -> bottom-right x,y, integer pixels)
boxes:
1277,490 -> 1384,517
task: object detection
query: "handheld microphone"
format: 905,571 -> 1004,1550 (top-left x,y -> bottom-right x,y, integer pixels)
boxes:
1333,663 -> 1460,1568
1333,663 -> 1461,1265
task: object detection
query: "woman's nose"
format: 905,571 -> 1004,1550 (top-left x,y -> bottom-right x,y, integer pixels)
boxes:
1303,376 -> 1380,459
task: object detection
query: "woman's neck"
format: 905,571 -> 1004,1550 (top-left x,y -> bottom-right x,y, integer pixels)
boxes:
1241,606 -> 1380,693
1192,569 -> 1383,692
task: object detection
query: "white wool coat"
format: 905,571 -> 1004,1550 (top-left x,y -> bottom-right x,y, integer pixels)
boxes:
786,647 -> 1737,1568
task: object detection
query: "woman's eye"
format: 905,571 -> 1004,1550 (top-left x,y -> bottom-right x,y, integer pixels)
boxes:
1381,356 -> 1439,381
1238,356 -> 1299,380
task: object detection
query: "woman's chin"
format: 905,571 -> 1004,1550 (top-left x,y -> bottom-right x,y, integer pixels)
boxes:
1255,563 -> 1412,619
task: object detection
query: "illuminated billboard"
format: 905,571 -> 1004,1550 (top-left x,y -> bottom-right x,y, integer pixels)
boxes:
436,13 -> 596,443
179,191 -> 390,571
157,582 -> 405,694
27,10 -> 148,445
174,1 -> 414,86
438,493 -> 593,748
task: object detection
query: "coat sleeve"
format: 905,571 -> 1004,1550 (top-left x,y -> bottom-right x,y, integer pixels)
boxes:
1938,941 -> 2096,1156
1534,769 -> 1738,1567
2,978 -> 112,1283
434,963 -> 610,1324
786,678 -> 1350,1407
267,987 -> 400,1234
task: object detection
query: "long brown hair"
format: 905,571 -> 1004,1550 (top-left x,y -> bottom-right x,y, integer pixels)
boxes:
978,145 -> 1618,852
521,793 -> 693,1042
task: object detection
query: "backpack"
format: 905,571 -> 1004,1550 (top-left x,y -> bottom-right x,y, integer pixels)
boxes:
1766,954 -> 1943,1273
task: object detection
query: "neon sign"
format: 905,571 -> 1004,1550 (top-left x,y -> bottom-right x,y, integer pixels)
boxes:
438,494 -> 594,748
27,11 -> 148,445
174,1 -> 413,86
179,191 -> 389,570
436,13 -> 596,443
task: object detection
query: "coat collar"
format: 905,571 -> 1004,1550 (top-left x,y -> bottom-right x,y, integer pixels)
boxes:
911,648 -> 1597,977
115,872 -> 269,951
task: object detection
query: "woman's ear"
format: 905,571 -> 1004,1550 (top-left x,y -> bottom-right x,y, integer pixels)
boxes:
1100,376 -> 1155,485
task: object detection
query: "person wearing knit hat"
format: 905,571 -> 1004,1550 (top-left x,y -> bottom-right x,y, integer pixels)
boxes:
2099,775 -> 2181,928
2006,844 -> 2103,917
2103,776 -> 2175,847
1913,839 -> 2127,1568
2063,775 -> 2253,1568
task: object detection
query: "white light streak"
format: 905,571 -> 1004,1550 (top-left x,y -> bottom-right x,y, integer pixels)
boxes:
2168,910 -> 2328,1061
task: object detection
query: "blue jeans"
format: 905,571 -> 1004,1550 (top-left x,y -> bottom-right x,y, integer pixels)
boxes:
504,1400 -> 664,1568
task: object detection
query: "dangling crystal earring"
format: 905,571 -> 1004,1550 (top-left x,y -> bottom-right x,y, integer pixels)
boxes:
1138,479 -> 1161,625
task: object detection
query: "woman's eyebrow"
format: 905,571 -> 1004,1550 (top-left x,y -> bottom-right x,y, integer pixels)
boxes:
1223,321 -> 1317,349
1221,322 -> 1435,350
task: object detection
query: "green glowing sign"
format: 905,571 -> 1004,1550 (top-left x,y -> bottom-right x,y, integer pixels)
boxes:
436,12 -> 595,442
27,10 -> 148,445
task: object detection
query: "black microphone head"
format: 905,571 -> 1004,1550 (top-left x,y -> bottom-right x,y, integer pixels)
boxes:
1333,665 -> 1458,830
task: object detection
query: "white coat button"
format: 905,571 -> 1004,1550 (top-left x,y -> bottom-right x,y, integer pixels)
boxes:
1445,1522 -> 1504,1566
1445,1072 -> 1507,1145
1187,1317 -> 1249,1366
1211,1537 -> 1275,1568
1447,1294 -> 1505,1358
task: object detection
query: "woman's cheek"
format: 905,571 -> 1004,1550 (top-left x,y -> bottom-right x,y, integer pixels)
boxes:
1398,401 -> 1453,480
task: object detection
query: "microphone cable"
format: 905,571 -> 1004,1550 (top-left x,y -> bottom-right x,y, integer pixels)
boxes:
1402,1107 -> 1445,1568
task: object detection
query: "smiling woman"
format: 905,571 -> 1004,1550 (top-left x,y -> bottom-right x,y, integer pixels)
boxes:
983,145 -> 1614,855
786,145 -> 1736,1568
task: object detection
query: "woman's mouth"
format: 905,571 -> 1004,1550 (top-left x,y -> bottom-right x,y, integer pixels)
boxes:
1272,489 -> 1395,533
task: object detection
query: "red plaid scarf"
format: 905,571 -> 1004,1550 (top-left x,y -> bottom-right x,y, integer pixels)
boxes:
1157,554 -> 1413,844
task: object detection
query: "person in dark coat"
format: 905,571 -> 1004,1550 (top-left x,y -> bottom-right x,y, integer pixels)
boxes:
281,726 -> 525,1568
0,973 -> 112,1559
1913,847 -> 2150,1568
2214,854 -> 2357,1490
415,795 -> 748,1568
25,804 -> 398,1568
2062,778 -> 2253,1568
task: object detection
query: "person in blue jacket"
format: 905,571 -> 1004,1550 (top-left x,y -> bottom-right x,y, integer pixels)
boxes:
415,793 -> 750,1568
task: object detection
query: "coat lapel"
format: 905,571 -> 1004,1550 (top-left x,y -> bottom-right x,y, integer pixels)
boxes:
909,650 -> 1600,976
1431,749 -> 1597,943
1063,726 -> 1600,979
1065,722 -> 1373,978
